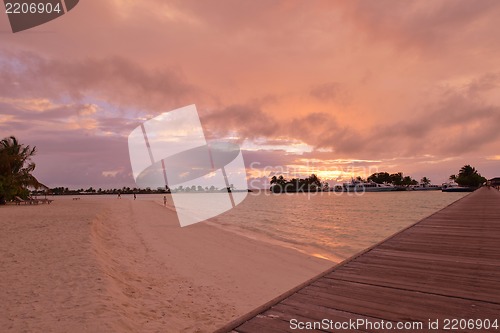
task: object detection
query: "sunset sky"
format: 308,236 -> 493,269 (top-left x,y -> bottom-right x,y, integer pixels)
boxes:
1,0 -> 499,189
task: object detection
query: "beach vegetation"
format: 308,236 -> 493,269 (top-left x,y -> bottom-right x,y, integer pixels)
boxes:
420,177 -> 432,187
420,177 -> 431,186
390,172 -> 404,185
367,171 -> 418,187
367,172 -> 392,184
451,165 -> 487,188
0,136 -> 45,204
270,174 -> 323,193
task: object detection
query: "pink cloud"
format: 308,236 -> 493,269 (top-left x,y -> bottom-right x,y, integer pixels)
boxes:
1,1 -> 500,188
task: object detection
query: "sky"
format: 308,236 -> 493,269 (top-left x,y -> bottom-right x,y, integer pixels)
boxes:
1,0 -> 499,189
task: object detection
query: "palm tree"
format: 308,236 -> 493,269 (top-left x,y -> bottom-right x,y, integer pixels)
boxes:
308,174 -> 322,188
355,176 -> 366,182
0,136 -> 45,203
402,176 -> 416,187
270,175 -> 286,191
421,177 -> 431,187
455,164 -> 486,187
390,172 -> 403,185
458,165 -> 476,177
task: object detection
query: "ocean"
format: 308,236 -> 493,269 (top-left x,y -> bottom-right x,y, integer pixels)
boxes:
78,191 -> 468,262
208,190 -> 469,261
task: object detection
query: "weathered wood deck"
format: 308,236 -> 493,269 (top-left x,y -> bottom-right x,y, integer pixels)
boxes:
217,188 -> 500,333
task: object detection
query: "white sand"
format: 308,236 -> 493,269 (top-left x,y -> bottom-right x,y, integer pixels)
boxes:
0,197 -> 332,332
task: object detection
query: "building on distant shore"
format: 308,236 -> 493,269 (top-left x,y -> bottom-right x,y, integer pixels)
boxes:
488,177 -> 500,190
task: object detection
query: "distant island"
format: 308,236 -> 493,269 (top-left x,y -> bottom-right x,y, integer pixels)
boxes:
270,172 -> 424,193
270,165 -> 488,193
449,165 -> 487,188
0,136 -> 493,204
270,174 -> 327,193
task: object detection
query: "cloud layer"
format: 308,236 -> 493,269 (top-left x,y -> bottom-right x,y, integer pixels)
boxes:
1,0 -> 499,188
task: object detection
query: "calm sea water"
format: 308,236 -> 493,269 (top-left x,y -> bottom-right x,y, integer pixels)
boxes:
207,191 -> 468,261
78,191 -> 468,262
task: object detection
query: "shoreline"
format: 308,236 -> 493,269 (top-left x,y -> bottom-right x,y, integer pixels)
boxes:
205,219 -> 343,262
83,191 -> 469,264
147,196 -> 344,263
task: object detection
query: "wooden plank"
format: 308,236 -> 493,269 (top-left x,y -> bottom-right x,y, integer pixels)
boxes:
335,258 -> 500,282
293,282 -> 500,321
267,301 -> 391,333
340,253 -> 500,273
365,248 -> 500,266
326,276 -> 500,305
235,315 -> 305,333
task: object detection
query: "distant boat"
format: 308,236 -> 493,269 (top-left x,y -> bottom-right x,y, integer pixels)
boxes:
441,183 -> 475,192
409,184 -> 442,191
392,186 -> 409,191
341,180 -> 395,192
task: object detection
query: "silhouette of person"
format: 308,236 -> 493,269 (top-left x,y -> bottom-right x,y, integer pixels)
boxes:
163,196 -> 167,206
133,193 -> 137,200
118,193 -> 121,199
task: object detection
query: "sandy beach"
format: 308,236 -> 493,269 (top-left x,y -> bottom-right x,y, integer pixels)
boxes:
0,197 -> 332,332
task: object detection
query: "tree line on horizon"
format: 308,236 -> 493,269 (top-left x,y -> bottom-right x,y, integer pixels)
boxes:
46,186 -> 170,196
46,184 -> 240,195
366,172 -> 421,187
44,165 -> 489,196
0,136 -> 491,203
270,166 -> 488,193
269,172 -> 424,193
270,174 -> 328,193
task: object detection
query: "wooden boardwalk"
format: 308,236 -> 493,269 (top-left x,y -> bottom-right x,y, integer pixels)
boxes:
217,188 -> 500,333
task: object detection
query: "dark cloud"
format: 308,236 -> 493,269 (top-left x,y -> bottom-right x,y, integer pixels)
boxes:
0,51 -> 200,112
0,100 -> 93,122
365,75 -> 500,156
310,82 -> 342,102
242,150 -> 301,170
337,0 -> 500,53
202,104 -> 281,141
202,104 -> 367,155
30,132 -> 134,189
203,71 -> 500,160
466,73 -> 500,97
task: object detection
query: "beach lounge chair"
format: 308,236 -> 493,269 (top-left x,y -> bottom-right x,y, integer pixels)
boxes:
14,196 -> 28,205
39,198 -> 53,204
28,196 -> 40,205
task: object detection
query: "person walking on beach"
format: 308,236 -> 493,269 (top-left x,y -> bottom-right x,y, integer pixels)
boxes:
163,195 -> 167,206
133,193 -> 137,200
118,193 -> 121,199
